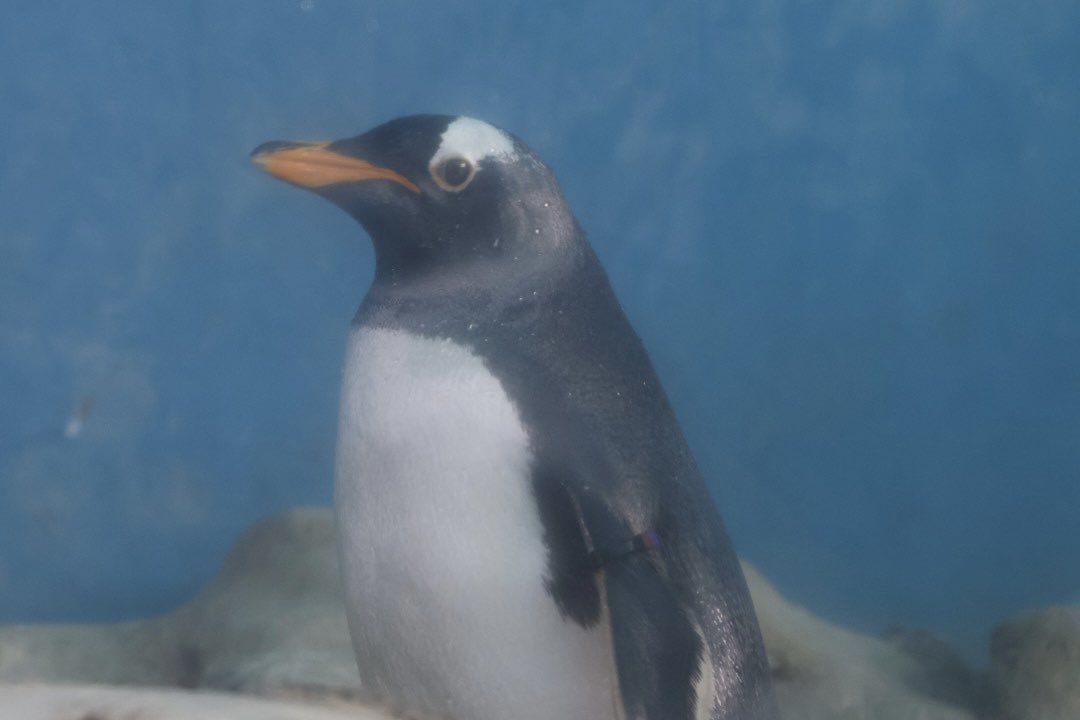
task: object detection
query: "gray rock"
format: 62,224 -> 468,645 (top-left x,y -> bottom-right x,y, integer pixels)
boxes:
169,507 -> 361,697
743,564 -> 976,720
0,508 -> 362,700
2,506 -> 1043,720
881,626 -> 989,712
990,606 -> 1080,720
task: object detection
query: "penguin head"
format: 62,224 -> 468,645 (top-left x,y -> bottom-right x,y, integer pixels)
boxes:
252,115 -> 582,292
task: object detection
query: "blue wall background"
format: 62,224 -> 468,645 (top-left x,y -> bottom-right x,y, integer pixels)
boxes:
1,2 -> 1078,663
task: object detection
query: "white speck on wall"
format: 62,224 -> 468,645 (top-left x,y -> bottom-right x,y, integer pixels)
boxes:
63,417 -> 83,439
431,117 -> 518,168
63,396 -> 95,439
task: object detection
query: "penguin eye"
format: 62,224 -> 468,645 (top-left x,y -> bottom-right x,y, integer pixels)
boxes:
431,156 -> 475,191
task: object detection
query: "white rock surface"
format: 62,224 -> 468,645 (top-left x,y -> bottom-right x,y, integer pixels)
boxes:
0,683 -> 388,720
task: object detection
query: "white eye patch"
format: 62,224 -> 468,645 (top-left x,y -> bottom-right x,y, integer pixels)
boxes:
429,117 -> 518,170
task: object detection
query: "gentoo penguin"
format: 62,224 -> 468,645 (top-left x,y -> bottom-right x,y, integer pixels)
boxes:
251,115 -> 778,720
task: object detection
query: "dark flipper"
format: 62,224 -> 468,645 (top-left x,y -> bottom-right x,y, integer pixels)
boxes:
604,552 -> 706,720
532,459 -> 709,719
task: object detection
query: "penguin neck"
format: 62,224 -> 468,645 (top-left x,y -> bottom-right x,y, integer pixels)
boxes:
354,239 -> 614,341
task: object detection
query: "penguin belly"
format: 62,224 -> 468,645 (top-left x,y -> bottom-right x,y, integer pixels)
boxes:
334,327 -> 621,720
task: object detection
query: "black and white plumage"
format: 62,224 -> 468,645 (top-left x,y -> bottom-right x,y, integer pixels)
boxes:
252,115 -> 777,720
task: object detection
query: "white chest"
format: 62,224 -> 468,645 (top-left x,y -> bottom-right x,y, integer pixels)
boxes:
333,327 -> 619,720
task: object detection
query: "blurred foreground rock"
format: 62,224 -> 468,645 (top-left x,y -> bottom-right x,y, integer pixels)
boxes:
0,506 -> 1073,719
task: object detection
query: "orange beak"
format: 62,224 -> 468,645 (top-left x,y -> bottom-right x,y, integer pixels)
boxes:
250,140 -> 420,193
